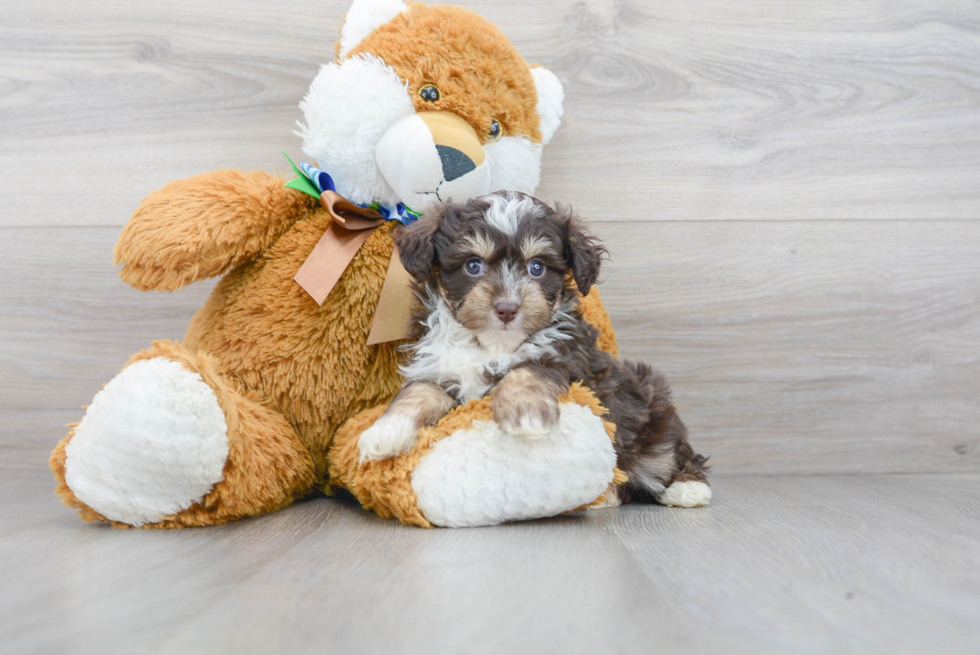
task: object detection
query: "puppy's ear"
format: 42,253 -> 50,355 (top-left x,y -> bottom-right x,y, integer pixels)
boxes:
395,214 -> 440,281
557,206 -> 606,296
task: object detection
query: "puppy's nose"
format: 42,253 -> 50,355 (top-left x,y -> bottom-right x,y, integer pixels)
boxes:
437,145 -> 476,182
495,302 -> 520,325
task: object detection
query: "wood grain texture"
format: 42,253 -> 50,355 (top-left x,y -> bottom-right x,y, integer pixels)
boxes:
598,219 -> 980,475
2,221 -> 977,477
0,226 -> 215,475
2,0 -> 979,226
3,3 -> 978,652
2,473 -> 978,654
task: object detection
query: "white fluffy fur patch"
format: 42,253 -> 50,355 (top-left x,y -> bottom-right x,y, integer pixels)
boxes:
411,401 -> 616,527
64,358 -> 229,526
484,137 -> 543,198
400,293 -> 574,402
657,480 -> 712,508
298,54 -> 414,206
338,0 -> 408,58
530,67 -> 565,145
484,192 -> 544,236
358,413 -> 418,462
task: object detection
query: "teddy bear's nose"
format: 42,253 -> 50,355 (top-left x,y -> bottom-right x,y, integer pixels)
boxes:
437,146 -> 476,182
494,302 -> 520,324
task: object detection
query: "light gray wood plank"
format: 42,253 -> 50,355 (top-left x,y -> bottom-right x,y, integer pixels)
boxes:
598,219 -> 980,475
2,0 -> 979,227
1,221 -> 977,476
3,474 -> 978,654
0,226 -> 216,470
536,0 -> 980,221
609,473 -> 980,654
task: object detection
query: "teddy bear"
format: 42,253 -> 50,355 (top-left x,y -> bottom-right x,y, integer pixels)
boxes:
50,0 -> 624,528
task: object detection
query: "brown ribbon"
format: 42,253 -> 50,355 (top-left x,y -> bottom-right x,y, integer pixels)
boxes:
293,191 -> 415,344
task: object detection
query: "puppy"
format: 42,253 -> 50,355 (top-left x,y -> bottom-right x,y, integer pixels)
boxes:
358,191 -> 711,507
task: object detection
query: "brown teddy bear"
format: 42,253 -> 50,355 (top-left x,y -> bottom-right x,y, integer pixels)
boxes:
50,0 -> 622,528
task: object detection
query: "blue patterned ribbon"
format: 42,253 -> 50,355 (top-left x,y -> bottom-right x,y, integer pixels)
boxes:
284,152 -> 421,226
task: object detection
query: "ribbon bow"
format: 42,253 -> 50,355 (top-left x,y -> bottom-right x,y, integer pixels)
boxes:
285,153 -> 417,345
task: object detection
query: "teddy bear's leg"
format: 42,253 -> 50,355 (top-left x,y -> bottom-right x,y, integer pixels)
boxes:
330,384 -> 623,528
50,340 -> 316,528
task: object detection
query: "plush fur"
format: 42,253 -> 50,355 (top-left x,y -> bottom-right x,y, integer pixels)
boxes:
63,357 -> 230,526
338,0 -> 408,58
51,0 -> 622,528
347,3 -> 544,143
298,54 -> 414,206
330,383 -> 625,527
52,340 -> 317,528
300,1 -> 561,213
360,192 -> 711,505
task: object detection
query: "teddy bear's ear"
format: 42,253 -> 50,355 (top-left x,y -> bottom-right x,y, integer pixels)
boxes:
531,67 -> 565,145
338,0 -> 408,57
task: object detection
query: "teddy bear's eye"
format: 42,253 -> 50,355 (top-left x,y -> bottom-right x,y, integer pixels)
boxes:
419,85 -> 441,102
488,119 -> 502,140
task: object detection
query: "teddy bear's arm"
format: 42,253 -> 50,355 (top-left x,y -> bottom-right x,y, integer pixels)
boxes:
114,169 -> 316,291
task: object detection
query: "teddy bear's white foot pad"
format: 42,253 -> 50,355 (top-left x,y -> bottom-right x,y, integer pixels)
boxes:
410,402 -> 616,528
657,480 -> 712,508
64,357 -> 229,526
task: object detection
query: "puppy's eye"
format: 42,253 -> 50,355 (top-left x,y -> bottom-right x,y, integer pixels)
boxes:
527,259 -> 545,278
419,85 -> 441,102
464,257 -> 485,277
488,119 -> 502,140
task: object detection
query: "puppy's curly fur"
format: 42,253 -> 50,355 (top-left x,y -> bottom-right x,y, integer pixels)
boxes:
360,191 -> 710,506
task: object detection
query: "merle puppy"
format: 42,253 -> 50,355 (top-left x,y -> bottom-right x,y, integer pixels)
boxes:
358,191 -> 710,507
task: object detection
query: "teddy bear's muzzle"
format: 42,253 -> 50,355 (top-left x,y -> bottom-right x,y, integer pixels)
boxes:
375,111 -> 491,214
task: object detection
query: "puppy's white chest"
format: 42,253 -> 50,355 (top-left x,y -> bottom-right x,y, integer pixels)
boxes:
400,300 -> 532,403
433,344 -> 499,402
406,331 -> 525,402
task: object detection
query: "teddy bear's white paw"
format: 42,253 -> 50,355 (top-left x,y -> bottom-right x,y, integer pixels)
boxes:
657,480 -> 712,508
411,402 -> 617,527
358,414 -> 418,462
64,357 -> 229,526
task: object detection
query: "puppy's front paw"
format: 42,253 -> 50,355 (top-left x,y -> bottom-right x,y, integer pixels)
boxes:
358,414 -> 419,462
492,386 -> 560,439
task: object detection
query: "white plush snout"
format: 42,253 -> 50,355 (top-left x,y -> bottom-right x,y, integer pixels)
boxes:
375,113 -> 492,215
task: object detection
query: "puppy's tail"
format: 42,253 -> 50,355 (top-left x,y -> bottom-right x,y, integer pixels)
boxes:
617,361 -> 711,506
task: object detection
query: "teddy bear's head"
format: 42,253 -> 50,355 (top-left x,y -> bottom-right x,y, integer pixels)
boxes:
298,0 -> 564,216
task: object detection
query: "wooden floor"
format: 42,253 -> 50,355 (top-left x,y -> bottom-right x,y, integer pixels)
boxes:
2,0 -> 979,652
2,472 -> 978,654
